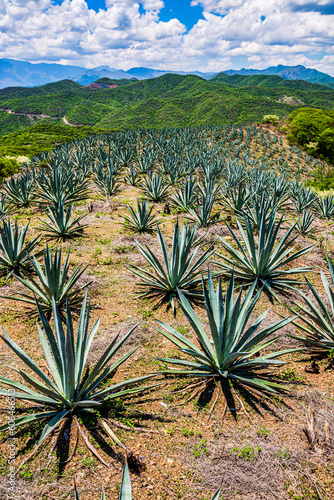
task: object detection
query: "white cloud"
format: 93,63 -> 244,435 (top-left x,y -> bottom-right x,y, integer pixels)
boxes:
0,0 -> 333,75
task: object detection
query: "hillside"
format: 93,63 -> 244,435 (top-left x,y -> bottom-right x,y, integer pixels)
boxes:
1,73 -> 334,144
210,73 -> 330,91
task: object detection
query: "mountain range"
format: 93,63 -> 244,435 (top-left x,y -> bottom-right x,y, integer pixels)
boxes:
1,58 -> 334,89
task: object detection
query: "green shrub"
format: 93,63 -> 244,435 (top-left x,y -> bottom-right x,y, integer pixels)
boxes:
287,108 -> 334,163
0,157 -> 20,184
305,165 -> 334,191
263,114 -> 279,124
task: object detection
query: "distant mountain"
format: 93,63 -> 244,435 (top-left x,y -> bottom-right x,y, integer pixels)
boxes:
223,65 -> 334,87
0,59 -> 217,88
73,66 -> 136,85
0,58 -> 85,89
74,66 -> 216,85
2,59 -> 333,90
126,67 -> 216,80
210,73 -> 331,92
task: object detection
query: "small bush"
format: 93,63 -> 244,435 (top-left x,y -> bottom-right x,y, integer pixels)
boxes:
263,114 -> 279,124
0,157 -> 20,184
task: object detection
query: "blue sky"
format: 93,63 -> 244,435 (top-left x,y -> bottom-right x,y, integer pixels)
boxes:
51,0 -> 205,29
1,1 -> 334,75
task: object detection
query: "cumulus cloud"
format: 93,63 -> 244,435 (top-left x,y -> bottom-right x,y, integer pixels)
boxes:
0,0 -> 333,75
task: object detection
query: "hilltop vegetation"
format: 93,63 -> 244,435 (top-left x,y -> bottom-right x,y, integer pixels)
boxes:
0,122 -> 109,157
0,73 -> 333,143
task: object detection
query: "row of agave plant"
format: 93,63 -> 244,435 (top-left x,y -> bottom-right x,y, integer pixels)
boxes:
0,215 -> 333,436
0,125 -> 332,498
0,151 -> 332,245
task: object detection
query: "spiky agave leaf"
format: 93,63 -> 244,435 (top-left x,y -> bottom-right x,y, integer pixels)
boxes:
0,294 -> 157,450
0,194 -> 9,218
156,272 -> 298,398
3,173 -> 37,208
295,210 -> 318,238
120,199 -> 161,233
140,172 -> 169,203
291,257 -> 334,351
38,202 -> 87,241
128,220 -> 216,315
38,168 -> 90,205
0,218 -> 42,276
243,192 -> 280,232
92,163 -> 121,202
316,195 -> 334,220
214,208 -> 313,300
119,463 -> 132,500
4,246 -> 91,318
170,175 -> 198,212
187,191 -> 222,228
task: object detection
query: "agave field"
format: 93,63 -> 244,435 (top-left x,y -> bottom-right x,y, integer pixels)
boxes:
0,124 -> 333,499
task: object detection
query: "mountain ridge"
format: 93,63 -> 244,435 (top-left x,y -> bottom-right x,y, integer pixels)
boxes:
1,58 -> 334,89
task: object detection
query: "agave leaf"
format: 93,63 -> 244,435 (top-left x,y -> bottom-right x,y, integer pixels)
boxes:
119,463 -> 132,500
129,220 -> 215,314
156,271 -> 297,408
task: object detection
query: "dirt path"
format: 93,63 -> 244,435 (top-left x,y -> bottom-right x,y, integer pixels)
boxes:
0,107 -> 57,121
0,107 -> 80,127
62,116 -> 82,126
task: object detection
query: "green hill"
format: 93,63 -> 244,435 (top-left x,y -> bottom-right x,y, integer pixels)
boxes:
95,77 -> 138,86
1,73 -> 334,155
210,72 -> 329,91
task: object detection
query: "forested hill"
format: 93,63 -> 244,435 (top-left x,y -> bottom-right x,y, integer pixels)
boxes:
0,72 -> 334,140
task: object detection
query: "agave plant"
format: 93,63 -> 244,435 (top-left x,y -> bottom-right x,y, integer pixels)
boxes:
243,193 -> 279,232
124,166 -> 139,186
291,258 -> 334,351
39,202 -> 87,241
6,246 -> 91,318
295,211 -> 318,238
120,199 -> 161,233
271,177 -> 290,209
3,173 -> 37,208
0,194 -> 9,218
187,193 -> 222,228
129,220 -> 215,314
136,153 -> 156,174
291,185 -> 318,214
0,294 -> 156,453
215,209 -> 313,299
38,168 -> 90,205
166,166 -> 183,187
316,195 -> 334,220
170,175 -> 198,212
0,219 -> 42,276
140,172 -> 169,203
92,164 -> 121,202
222,182 -> 251,215
156,273 -> 297,399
